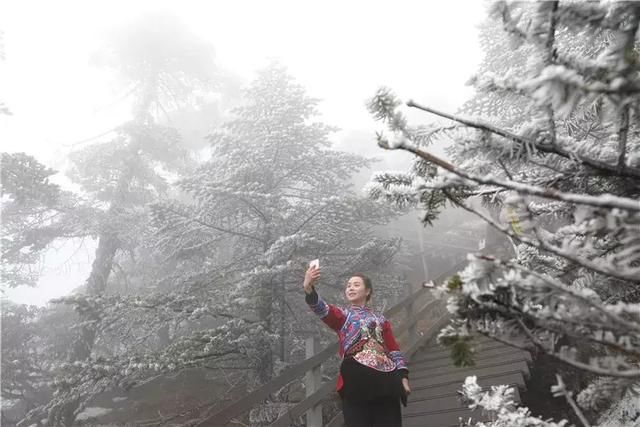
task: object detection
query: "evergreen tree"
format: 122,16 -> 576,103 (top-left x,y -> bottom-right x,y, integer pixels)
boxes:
149,64 -> 403,388
367,2 -> 640,425
0,153 -> 91,290
11,14 -> 228,426
9,64 -> 404,426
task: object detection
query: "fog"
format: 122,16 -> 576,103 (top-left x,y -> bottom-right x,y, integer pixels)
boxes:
2,1 -> 485,305
1,2 -> 489,425
3,3 -> 638,426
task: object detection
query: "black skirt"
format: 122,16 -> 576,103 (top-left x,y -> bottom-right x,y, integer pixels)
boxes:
340,357 -> 405,403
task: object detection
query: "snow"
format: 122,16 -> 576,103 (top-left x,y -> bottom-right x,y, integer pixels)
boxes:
75,406 -> 112,421
597,391 -> 640,427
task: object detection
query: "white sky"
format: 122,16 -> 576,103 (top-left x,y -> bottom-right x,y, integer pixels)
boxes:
1,1 -> 486,305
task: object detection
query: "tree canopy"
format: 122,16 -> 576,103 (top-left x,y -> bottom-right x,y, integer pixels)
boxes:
368,2 -> 640,425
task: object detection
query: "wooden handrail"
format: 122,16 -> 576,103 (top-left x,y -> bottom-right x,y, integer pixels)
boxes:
269,381 -> 335,427
405,312 -> 450,359
395,299 -> 440,336
199,258 -> 470,426
384,263 -> 460,318
194,343 -> 338,426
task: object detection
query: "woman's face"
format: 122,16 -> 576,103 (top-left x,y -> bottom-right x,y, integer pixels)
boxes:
345,276 -> 369,305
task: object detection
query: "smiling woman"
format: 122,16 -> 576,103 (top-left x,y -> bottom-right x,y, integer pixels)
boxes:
303,265 -> 410,427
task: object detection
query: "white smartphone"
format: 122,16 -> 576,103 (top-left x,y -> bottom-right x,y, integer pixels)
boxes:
309,259 -> 319,269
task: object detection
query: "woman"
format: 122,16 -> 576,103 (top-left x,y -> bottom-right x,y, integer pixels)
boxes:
303,265 -> 410,427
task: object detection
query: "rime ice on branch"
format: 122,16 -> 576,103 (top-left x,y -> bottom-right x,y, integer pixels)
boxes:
368,1 -> 640,426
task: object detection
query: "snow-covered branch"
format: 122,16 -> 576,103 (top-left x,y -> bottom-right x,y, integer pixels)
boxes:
518,320 -> 640,379
443,192 -> 639,282
381,136 -> 640,213
405,100 -> 640,180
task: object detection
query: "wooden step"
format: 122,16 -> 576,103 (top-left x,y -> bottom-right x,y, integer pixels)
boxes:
403,386 -> 521,416
411,360 -> 529,389
411,341 -> 515,363
416,334 -> 501,352
410,346 -> 531,371
409,370 -> 526,401
411,355 -> 531,381
402,406 -> 492,427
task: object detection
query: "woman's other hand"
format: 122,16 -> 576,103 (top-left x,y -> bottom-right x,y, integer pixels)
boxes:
303,265 -> 320,294
402,378 -> 411,395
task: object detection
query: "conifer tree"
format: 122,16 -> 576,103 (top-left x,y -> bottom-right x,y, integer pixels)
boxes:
367,2 -> 640,425
150,64 -> 402,387
12,15 -> 226,426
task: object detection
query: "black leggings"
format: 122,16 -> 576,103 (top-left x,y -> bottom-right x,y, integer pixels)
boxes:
341,396 -> 402,427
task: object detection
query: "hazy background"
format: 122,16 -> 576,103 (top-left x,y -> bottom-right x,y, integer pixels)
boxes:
1,0 -> 485,305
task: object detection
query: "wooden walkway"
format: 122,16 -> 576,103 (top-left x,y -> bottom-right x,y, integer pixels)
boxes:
196,253 -> 532,427
401,335 -> 531,427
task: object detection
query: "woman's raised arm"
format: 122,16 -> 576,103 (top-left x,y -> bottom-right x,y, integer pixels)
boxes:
303,265 -> 346,331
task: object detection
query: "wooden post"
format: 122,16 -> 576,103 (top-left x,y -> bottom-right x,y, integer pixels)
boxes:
416,223 -> 429,280
405,284 -> 418,345
305,337 -> 322,427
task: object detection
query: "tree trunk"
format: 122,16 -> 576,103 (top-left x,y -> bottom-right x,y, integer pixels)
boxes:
69,234 -> 119,361
255,277 -> 275,384
55,159 -> 134,424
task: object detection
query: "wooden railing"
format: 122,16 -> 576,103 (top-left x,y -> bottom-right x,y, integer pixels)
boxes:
197,260 -> 468,427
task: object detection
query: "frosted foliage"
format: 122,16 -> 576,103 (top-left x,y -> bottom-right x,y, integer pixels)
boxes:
368,1 -> 640,426
576,377 -> 637,413
460,376 -> 568,427
5,64 -> 408,427
596,390 -> 640,427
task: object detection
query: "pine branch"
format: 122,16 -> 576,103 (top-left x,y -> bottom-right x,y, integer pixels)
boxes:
497,159 -> 514,180
495,258 -> 639,334
533,319 -> 640,358
617,105 -> 630,173
543,1 -> 560,147
518,319 -> 640,379
290,203 -> 330,235
385,137 -> 640,212
552,375 -> 592,427
474,329 -> 532,353
406,100 -> 640,179
442,191 -> 639,282
164,206 -> 265,244
555,2 -> 637,31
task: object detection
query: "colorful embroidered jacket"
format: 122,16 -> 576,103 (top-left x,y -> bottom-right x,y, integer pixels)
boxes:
306,288 -> 408,391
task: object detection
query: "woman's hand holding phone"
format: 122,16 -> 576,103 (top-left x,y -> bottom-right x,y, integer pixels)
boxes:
303,260 -> 320,294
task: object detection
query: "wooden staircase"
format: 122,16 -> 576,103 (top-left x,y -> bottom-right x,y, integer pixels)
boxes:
327,334 -> 532,427
197,252 -> 532,427
401,335 -> 531,427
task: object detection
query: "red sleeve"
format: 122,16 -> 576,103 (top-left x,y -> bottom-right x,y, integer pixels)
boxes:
383,320 -> 408,371
382,319 -> 401,351
306,289 -> 347,332
321,305 -> 347,332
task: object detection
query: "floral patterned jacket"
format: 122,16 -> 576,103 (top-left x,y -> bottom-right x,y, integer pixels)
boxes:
306,289 -> 408,391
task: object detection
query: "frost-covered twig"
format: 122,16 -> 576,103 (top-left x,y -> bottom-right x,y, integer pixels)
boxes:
459,375 -> 570,427
405,100 -> 640,179
476,256 -> 640,334
381,136 -> 640,212
617,105 -> 629,173
543,2 -> 559,147
163,206 -> 265,243
443,192 -> 639,282
552,375 -> 592,427
517,319 -> 640,379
